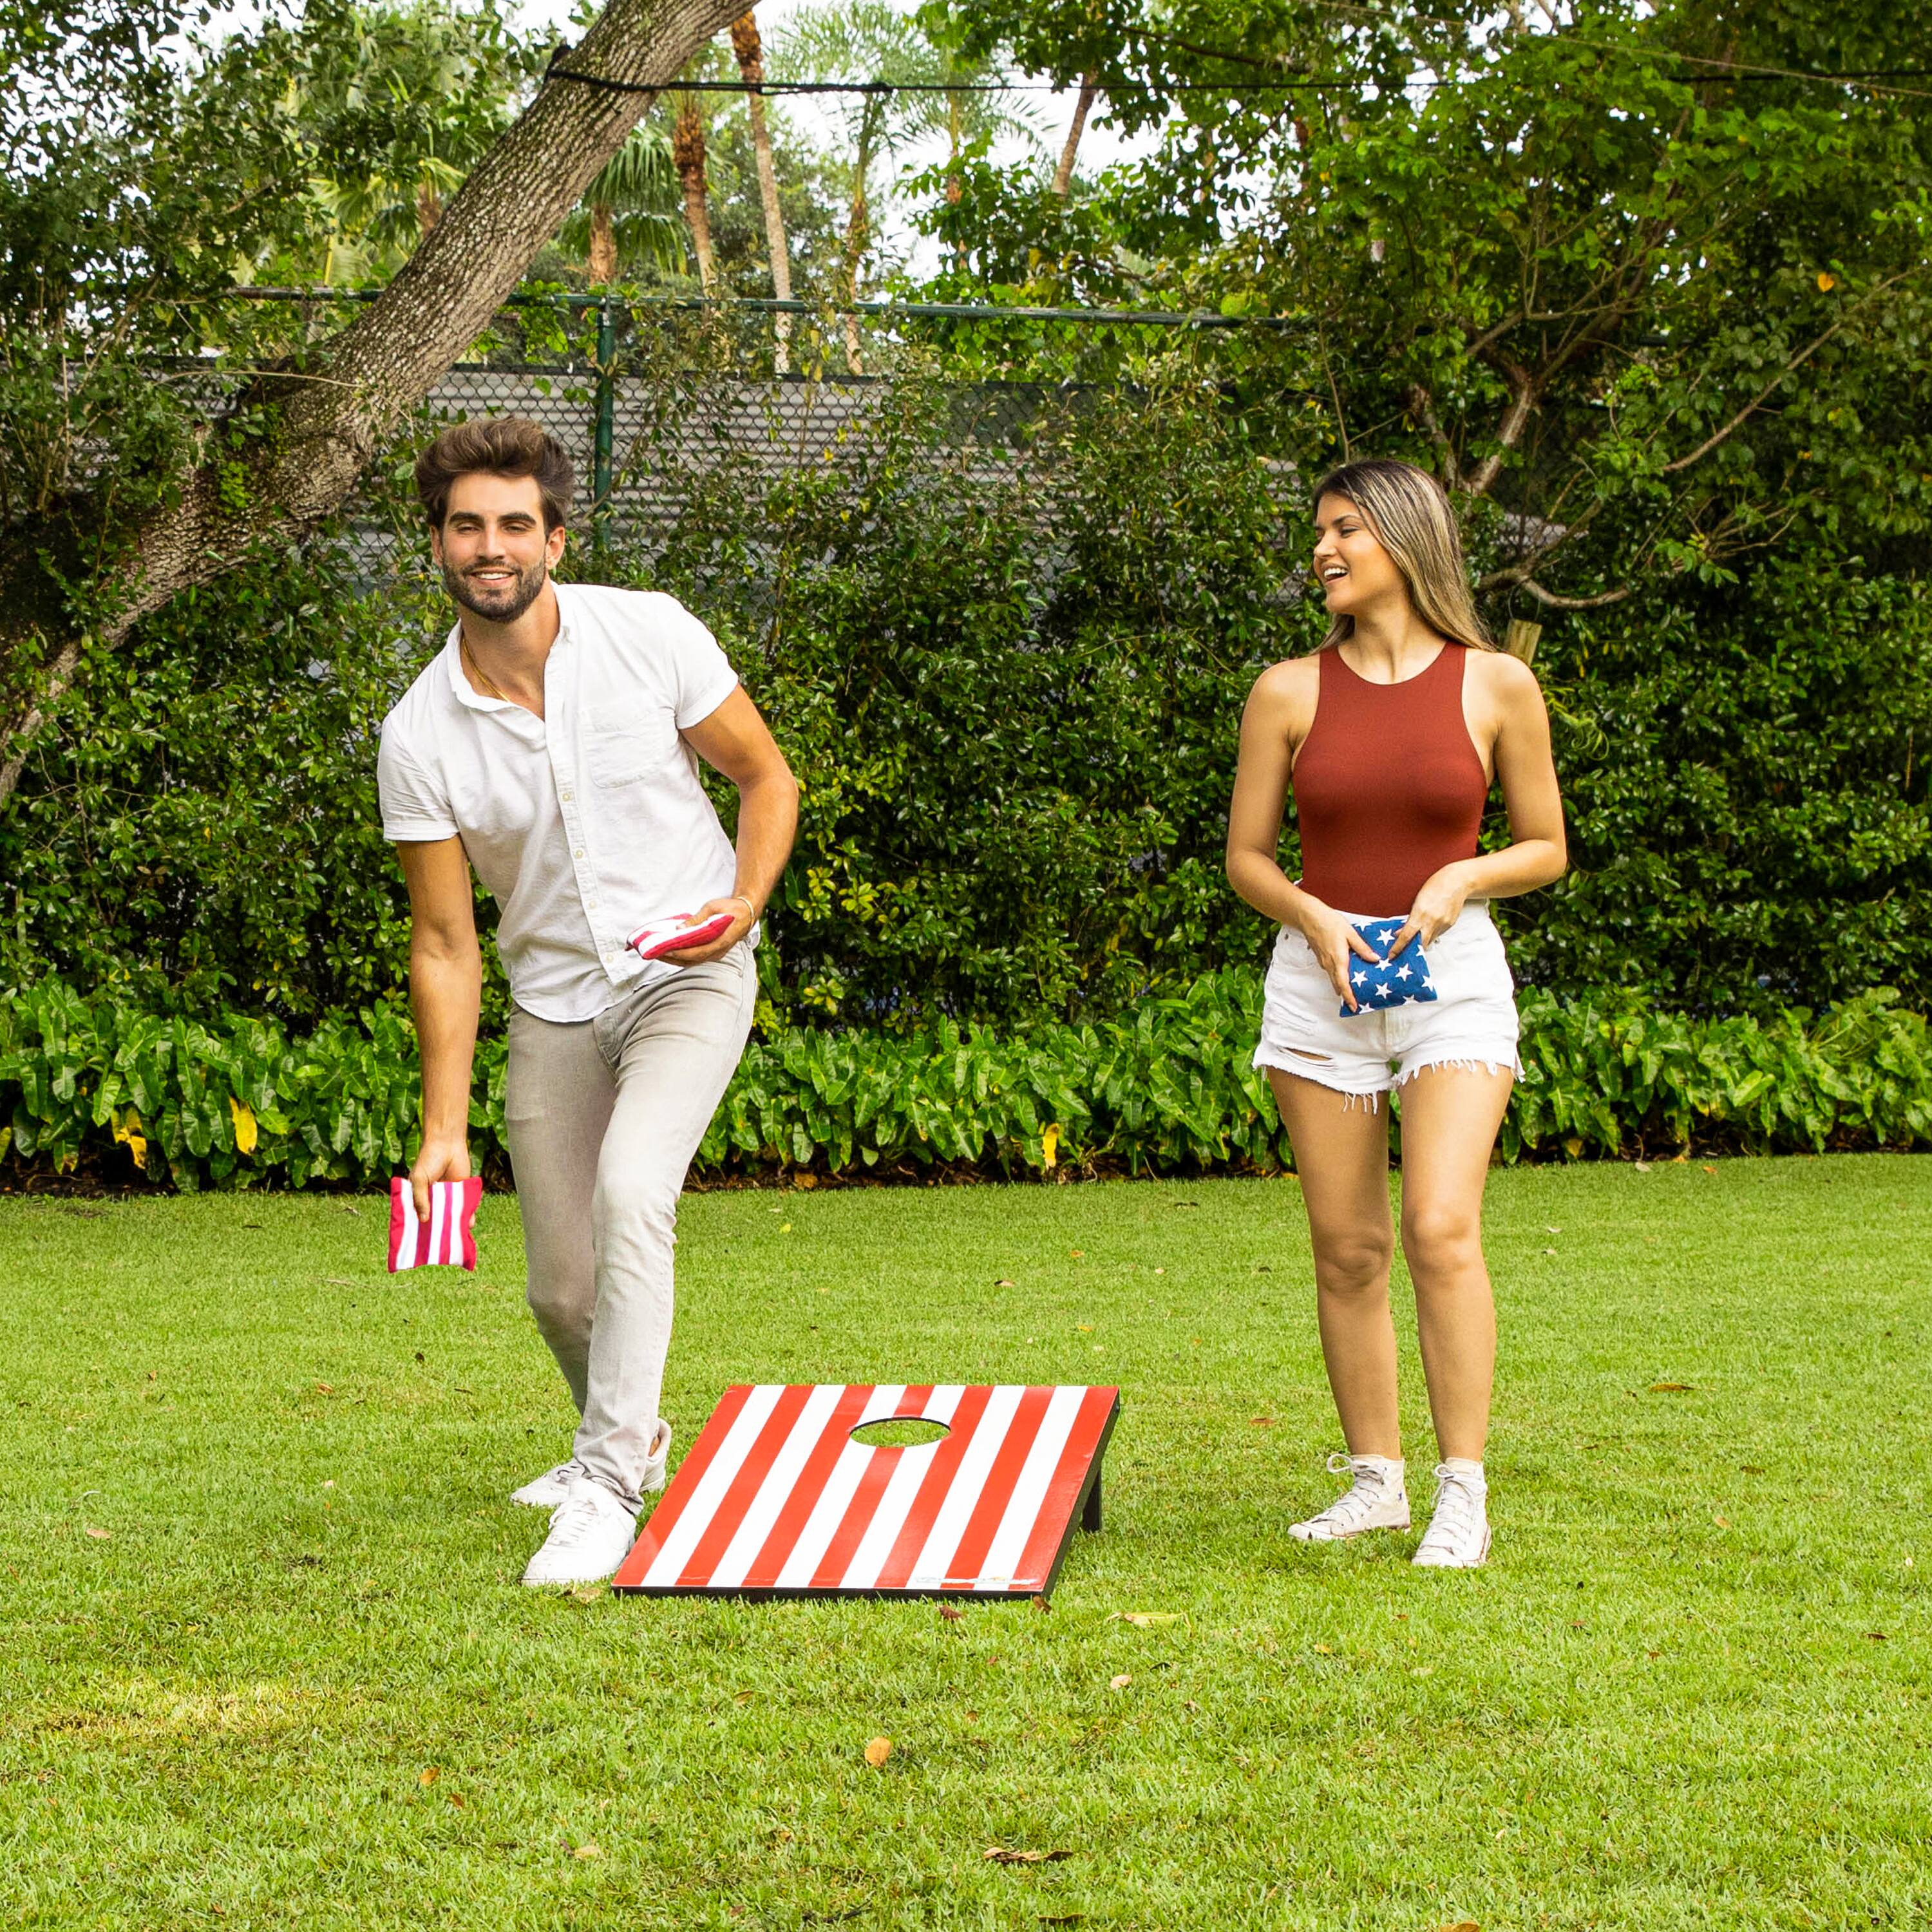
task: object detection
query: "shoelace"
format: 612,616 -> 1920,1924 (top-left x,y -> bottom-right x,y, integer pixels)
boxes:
546,1488 -> 618,1546
1310,1451 -> 1397,1528
1420,1464 -> 1484,1549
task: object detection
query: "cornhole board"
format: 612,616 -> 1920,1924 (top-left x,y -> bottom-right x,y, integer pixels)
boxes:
611,1383 -> 1120,1601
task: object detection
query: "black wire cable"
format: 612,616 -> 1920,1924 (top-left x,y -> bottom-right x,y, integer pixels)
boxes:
542,50 -> 1932,101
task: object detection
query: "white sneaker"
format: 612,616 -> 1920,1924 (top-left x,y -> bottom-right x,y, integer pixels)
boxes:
1289,1452 -> 1410,1543
1412,1463 -> 1492,1568
520,1479 -> 640,1588
511,1460 -> 583,1509
508,1421 -> 672,1510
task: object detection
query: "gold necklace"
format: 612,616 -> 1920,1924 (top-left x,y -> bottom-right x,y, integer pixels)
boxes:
460,632 -> 510,703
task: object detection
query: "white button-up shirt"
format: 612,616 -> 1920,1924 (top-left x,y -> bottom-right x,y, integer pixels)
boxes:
377,582 -> 747,1022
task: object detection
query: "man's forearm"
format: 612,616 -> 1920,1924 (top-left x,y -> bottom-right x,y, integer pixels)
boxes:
412,942 -> 482,1142
729,768 -> 800,914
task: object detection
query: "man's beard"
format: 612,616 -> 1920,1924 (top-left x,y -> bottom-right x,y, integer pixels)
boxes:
443,554 -> 548,623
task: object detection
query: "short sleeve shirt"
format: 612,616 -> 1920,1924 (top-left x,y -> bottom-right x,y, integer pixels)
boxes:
377,583 -> 746,1022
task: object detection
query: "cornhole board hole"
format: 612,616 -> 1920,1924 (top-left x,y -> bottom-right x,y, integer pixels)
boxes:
611,1383 -> 1121,1601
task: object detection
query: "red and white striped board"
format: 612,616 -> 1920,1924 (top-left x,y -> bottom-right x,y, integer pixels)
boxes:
612,1383 -> 1120,1601
387,1176 -> 481,1273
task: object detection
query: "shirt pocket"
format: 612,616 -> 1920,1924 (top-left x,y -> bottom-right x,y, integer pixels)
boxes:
586,706 -> 679,789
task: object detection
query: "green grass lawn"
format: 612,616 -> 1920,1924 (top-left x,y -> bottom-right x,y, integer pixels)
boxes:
3,1157 -> 1927,1930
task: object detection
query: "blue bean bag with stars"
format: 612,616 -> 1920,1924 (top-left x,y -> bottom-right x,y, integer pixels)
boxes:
1340,919 -> 1441,1017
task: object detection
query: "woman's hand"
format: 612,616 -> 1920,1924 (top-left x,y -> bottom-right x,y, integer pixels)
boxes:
665,895 -> 755,968
1386,864 -> 1473,960
1293,899 -> 1385,1012
410,1133 -> 471,1222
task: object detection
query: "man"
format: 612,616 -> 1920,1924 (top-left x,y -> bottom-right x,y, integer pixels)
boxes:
378,417 -> 797,1586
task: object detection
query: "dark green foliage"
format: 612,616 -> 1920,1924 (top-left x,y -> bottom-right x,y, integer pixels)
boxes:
3,365 -> 1929,1030
4,973 -> 1926,1191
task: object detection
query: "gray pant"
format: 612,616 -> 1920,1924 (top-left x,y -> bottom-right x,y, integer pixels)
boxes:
503,943 -> 755,1510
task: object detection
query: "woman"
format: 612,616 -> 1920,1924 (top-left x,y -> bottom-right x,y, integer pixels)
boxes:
1226,459 -> 1566,1567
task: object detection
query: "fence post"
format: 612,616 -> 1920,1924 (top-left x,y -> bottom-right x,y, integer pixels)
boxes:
592,296 -> 616,563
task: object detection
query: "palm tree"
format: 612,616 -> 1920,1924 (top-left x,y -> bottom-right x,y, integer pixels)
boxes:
729,9 -> 794,372
671,89 -> 721,297
784,5 -> 1037,371
558,128 -> 684,283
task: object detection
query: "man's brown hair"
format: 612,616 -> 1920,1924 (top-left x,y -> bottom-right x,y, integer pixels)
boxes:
415,416 -> 575,532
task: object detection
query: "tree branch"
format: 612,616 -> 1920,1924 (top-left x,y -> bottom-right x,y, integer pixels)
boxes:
1662,267 -> 1922,475
1463,357 -> 1537,498
1404,383 -> 1459,489
1515,578 -> 1633,609
0,0 -> 749,805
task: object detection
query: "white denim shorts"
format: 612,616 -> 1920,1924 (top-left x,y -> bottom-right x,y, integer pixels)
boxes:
1252,900 -> 1522,1102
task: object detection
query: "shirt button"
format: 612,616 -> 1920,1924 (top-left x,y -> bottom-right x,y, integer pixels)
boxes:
574,848 -> 585,859
560,789 -> 573,802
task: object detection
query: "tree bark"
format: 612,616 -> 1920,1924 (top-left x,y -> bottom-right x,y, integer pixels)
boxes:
587,201 -> 618,283
730,10 -> 792,375
672,98 -> 718,296
1050,71 -> 1097,196
0,0 -> 749,807
839,101 -> 881,377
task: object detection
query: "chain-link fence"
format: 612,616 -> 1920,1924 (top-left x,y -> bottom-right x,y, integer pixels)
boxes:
214,289 -> 1314,624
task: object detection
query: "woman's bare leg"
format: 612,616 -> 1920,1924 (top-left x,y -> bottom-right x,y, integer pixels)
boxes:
1266,1069 -> 1400,1458
1392,1065 -> 1514,1463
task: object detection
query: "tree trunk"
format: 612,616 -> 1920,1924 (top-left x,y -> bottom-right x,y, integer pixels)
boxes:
1050,71 -> 1097,196
672,98 -> 718,297
0,0 -> 749,806
730,10 -> 792,375
587,201 -> 618,283
840,107 -> 879,377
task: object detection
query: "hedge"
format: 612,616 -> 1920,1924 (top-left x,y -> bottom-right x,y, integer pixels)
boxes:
2,976 -> 1926,1193
7,379 -> 1929,1039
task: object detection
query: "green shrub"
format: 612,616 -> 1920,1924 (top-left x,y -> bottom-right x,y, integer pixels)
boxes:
4,372 -> 1926,1032
3,976 -> 1924,1193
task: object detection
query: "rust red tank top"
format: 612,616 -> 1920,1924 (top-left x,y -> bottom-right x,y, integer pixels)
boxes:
1291,642 -> 1488,918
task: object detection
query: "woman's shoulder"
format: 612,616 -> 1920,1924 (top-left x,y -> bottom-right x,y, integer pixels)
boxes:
1249,650 -> 1325,703
1463,645 -> 1540,701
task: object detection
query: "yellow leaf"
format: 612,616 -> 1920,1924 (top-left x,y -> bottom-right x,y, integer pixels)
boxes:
1041,1123 -> 1060,1169
863,1736 -> 891,1767
1817,270 -> 1836,291
111,1110 -> 146,1166
1108,1672 -> 1132,1690
573,1840 -> 603,1860
419,1767 -> 439,1787
229,1097 -> 258,1155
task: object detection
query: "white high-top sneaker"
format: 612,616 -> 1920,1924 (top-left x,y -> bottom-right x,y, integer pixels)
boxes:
1412,1461 -> 1491,1568
509,1421 -> 672,1509
1289,1452 -> 1410,1543
521,1479 -> 640,1587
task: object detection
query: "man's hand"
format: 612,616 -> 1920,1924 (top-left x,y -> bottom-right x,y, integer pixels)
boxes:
411,1133 -> 472,1222
664,895 -> 754,968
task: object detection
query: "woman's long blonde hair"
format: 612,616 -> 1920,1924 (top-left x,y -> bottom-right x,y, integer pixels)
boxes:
1311,459 -> 1493,652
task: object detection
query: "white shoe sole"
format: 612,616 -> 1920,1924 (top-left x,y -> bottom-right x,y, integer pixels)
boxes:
1289,1506 -> 1412,1544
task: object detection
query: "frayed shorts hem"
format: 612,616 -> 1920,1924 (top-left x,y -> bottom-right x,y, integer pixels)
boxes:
1253,1041 -> 1522,1109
